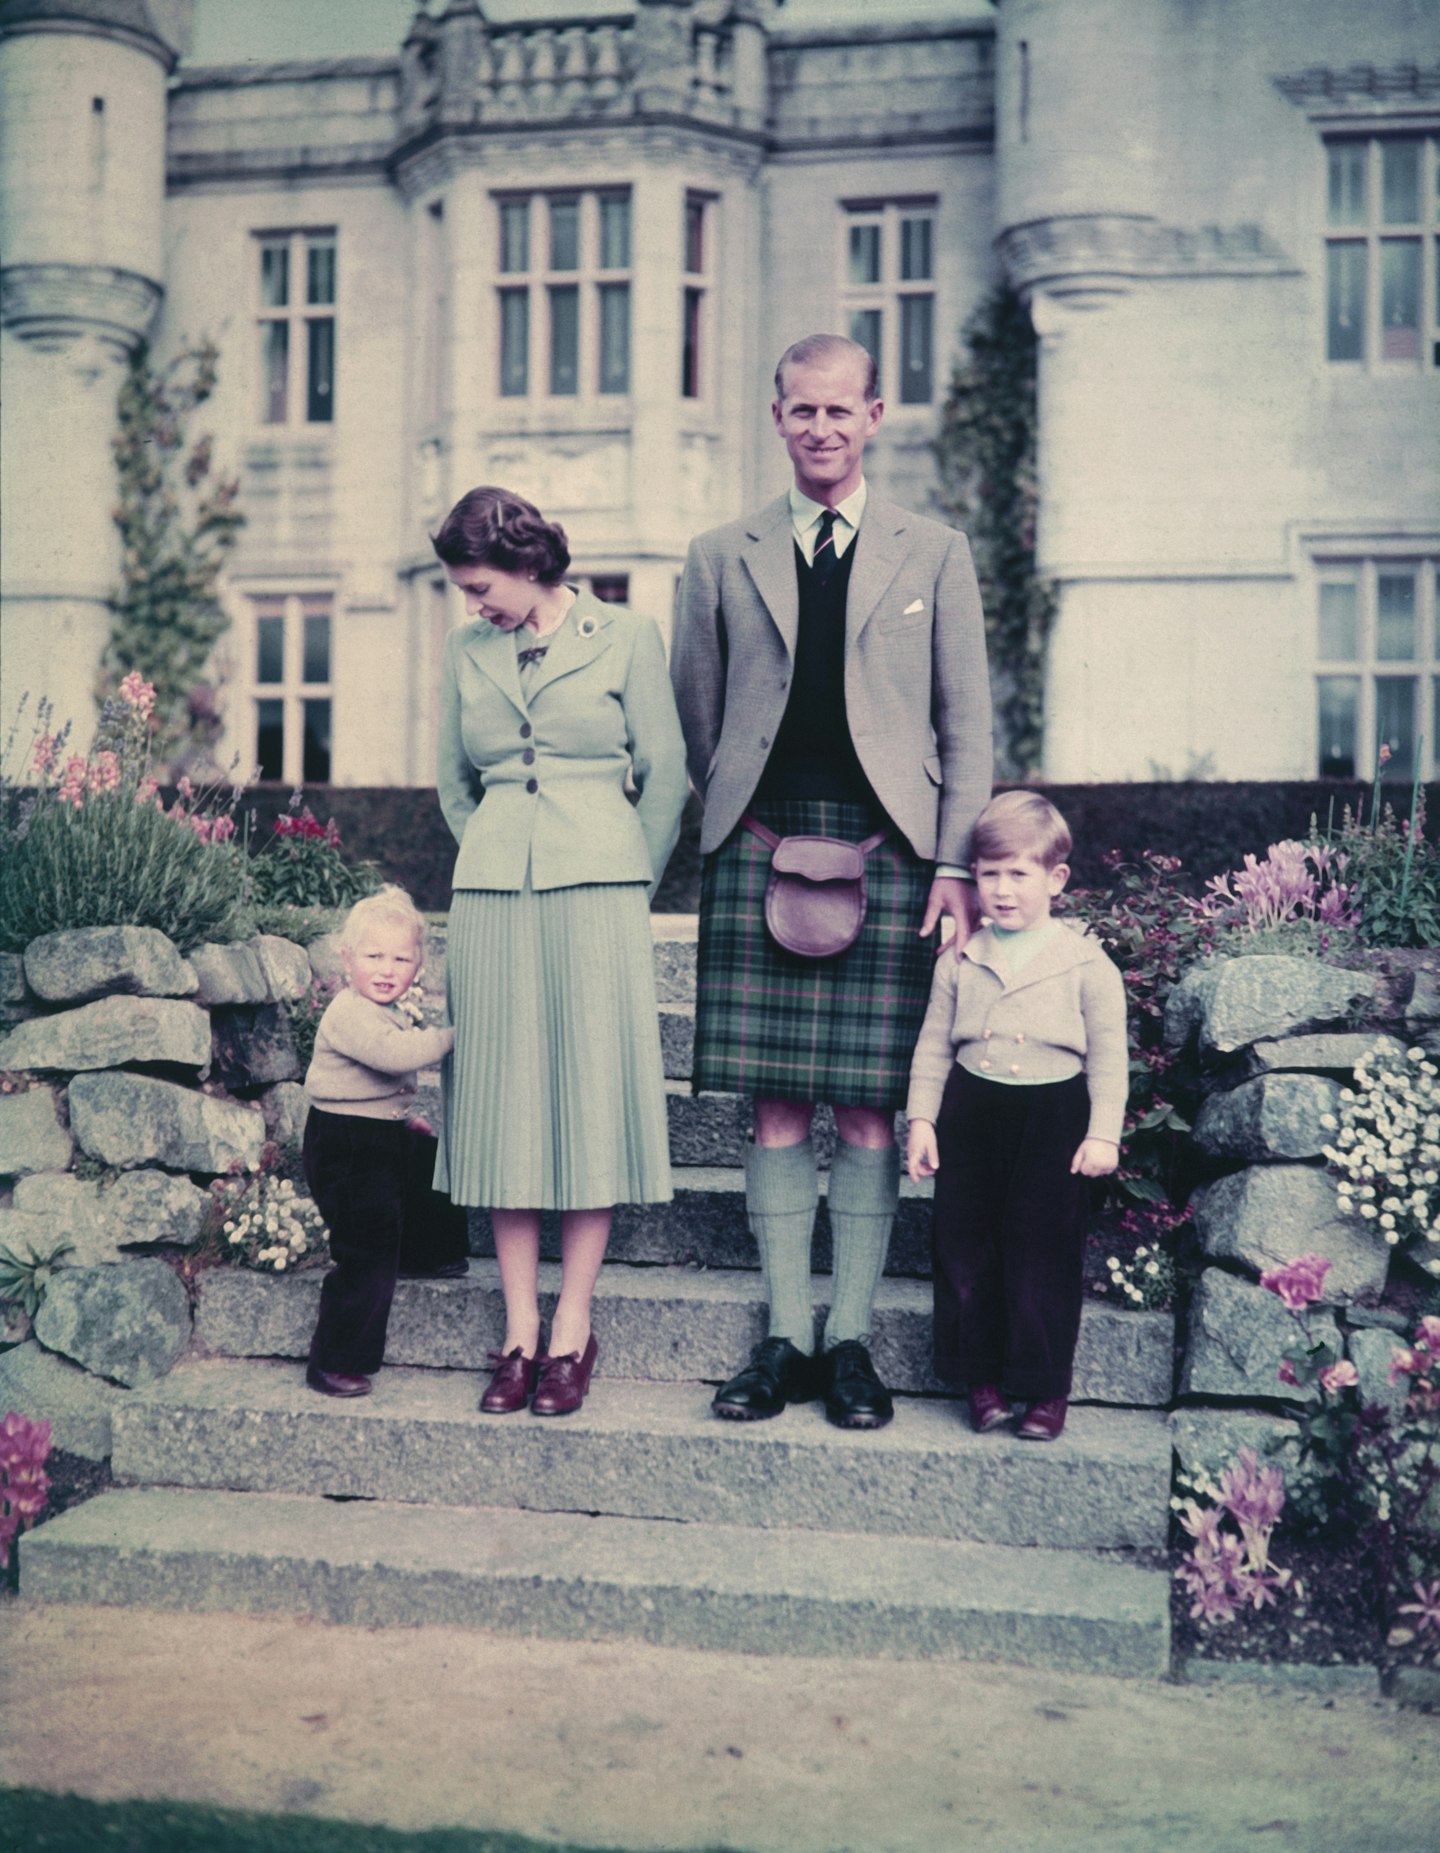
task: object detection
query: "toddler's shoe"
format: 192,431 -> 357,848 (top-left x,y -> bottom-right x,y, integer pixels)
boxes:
1017,1396 -> 1067,1441
306,1366 -> 372,1398
969,1382 -> 1009,1433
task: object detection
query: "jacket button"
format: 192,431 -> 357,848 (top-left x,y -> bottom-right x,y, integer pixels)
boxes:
526,778 -> 538,794
519,722 -> 532,739
522,748 -> 535,765
780,678 -> 789,691
759,736 -> 769,750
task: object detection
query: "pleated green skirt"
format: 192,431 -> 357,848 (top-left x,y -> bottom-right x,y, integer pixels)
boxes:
435,882 -> 672,1211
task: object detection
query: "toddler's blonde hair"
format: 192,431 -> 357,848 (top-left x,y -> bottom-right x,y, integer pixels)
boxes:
339,884 -> 427,968
971,791 -> 1073,871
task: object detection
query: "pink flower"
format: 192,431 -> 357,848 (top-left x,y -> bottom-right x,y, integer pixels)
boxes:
1319,1360 -> 1359,1394
187,815 -> 213,843
118,671 -> 156,717
176,775 -> 195,803
210,815 -> 236,844
135,777 -> 159,806
1417,1315 -> 1440,1353
87,750 -> 120,795
56,755 -> 88,809
1277,1357 -> 1300,1387
1260,1254 -> 1333,1311
1398,1580 -> 1440,1638
1177,1501 -> 1224,1553
1390,1347 -> 1421,1385
31,733 -> 59,776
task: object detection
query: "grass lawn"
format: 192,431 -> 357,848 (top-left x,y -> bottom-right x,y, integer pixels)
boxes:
0,1790 -> 741,1853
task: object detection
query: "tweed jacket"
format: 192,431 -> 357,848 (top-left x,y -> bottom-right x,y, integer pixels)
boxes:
437,590 -> 688,894
905,922 -> 1129,1146
670,491 -> 992,863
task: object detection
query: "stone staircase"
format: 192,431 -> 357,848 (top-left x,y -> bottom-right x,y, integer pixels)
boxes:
21,922 -> 1177,1676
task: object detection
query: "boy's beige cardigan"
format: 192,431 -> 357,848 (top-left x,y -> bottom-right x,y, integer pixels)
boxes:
304,988 -> 456,1122
905,922 -> 1129,1146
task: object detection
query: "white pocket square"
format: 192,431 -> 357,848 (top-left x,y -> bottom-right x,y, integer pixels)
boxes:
902,599 -> 925,616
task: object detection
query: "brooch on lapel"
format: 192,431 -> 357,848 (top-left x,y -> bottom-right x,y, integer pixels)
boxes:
577,613 -> 598,639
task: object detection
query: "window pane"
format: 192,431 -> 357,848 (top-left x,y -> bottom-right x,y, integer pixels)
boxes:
682,286 -> 701,399
1317,580 -> 1358,660
1327,144 -> 1367,227
302,698 -> 331,784
1381,240 -> 1421,359
1376,677 -> 1417,782
256,698 -> 284,781
549,199 -> 579,271
900,217 -> 933,281
848,223 -> 881,285
500,200 -> 529,274
1326,243 -> 1366,360
1377,571 -> 1417,660
549,284 -> 578,394
685,198 -> 705,274
599,196 -> 630,270
1317,677 -> 1359,778
899,295 -> 934,404
849,307 -> 881,383
306,318 -> 335,422
499,289 -> 528,395
302,613 -> 331,684
1382,139 -> 1421,224
598,282 -> 629,393
306,240 -> 336,305
256,615 -> 284,685
260,243 -> 289,308
262,320 -> 289,423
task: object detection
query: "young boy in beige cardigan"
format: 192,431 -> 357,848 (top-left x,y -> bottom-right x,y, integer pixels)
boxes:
906,792 -> 1128,1440
302,885 -> 469,1398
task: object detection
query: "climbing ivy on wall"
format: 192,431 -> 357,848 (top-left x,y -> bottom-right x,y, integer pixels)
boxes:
105,339 -> 244,764
932,285 -> 1057,777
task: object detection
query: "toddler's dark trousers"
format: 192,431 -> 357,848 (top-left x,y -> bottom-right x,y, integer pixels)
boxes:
303,1108 -> 470,1377
931,1065 -> 1092,1402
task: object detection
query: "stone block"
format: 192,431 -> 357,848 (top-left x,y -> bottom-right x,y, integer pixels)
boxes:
0,1085 -> 73,1175
307,933 -> 345,987
652,936 -> 696,1006
2,1303 -> 33,1347
1241,1032 -> 1406,1078
1179,1267 -> 1340,1402
1191,1164 -> 1389,1304
1192,1074 -> 1344,1162
68,1072 -> 265,1174
0,996 -> 210,1074
187,942 -> 271,1006
252,935 -> 311,1002
6,1170 -> 209,1263
1170,1407 -> 1301,1484
1405,972 -> 1440,1032
1348,1325 -> 1410,1422
260,1082 -> 309,1148
33,1259 -> 191,1387
658,1005 -> 693,1080
0,1338 -> 127,1458
24,926 -> 196,1004
210,1004 -> 302,1087
0,953 -> 28,1004
1164,956 -> 1378,1057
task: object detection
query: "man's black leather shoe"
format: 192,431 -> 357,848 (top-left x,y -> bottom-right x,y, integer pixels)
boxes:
712,1337 -> 818,1420
821,1340 -> 894,1430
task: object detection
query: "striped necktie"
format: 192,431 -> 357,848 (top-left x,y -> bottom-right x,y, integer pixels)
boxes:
812,507 -> 838,569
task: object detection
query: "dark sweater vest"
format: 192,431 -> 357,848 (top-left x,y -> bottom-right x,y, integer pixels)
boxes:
752,535 -> 882,811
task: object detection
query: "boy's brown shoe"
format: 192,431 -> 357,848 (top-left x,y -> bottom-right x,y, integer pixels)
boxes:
1017,1396 -> 1068,1441
969,1383 -> 1009,1433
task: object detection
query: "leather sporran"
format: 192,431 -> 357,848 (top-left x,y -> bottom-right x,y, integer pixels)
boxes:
742,814 -> 888,959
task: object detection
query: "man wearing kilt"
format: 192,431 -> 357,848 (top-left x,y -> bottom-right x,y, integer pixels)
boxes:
671,333 -> 993,1428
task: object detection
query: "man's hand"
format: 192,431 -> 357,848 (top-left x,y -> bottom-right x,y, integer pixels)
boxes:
907,1119 -> 939,1184
920,875 -> 981,954
1070,1138 -> 1119,1178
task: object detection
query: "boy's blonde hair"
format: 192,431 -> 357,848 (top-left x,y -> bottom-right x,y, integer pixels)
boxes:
339,884 -> 427,965
971,791 -> 1073,871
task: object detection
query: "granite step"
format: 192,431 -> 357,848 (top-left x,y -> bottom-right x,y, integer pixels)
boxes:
110,1360 -> 1172,1550
193,1261 -> 1173,1408
20,1486 -> 1170,1676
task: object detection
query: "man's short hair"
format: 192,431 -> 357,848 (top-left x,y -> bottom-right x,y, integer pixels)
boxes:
774,334 -> 878,403
971,791 -> 1073,871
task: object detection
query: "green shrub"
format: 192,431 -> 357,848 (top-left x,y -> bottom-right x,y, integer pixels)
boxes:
0,682 -> 247,954
247,804 -> 379,910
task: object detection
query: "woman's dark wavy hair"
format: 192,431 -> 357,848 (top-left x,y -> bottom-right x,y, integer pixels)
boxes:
430,485 -> 570,584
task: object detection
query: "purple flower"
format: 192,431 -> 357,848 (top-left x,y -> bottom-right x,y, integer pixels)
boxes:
1260,1255 -> 1334,1311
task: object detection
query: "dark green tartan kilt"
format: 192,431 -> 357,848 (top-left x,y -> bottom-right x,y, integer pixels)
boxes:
693,798 -> 938,1111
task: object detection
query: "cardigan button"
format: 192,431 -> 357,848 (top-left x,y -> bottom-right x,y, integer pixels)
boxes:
979,1061 -> 992,1071
982,1029 -> 993,1040
519,722 -> 532,739
522,748 -> 535,766
525,778 -> 538,794
1009,1063 -> 1021,1075
1016,1033 -> 1025,1043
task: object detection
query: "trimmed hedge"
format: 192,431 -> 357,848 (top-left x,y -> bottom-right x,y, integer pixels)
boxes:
236,781 -> 1438,914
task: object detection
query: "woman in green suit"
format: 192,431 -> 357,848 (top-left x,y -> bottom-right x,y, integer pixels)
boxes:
432,486 -> 687,1416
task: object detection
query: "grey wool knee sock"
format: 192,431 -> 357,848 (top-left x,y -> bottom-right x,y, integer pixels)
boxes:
824,1139 -> 899,1350
745,1138 -> 819,1350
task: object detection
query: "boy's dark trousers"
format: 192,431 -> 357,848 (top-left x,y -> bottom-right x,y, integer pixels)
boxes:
303,1107 -> 470,1377
931,1065 -> 1092,1402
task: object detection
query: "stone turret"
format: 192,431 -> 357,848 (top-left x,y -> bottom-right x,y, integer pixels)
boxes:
0,0 -> 184,749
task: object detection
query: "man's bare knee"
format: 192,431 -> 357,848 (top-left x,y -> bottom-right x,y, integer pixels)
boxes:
754,1098 -> 814,1147
833,1105 -> 894,1149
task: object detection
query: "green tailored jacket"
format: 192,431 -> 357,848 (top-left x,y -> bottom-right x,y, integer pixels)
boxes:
437,589 -> 688,894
